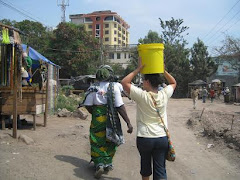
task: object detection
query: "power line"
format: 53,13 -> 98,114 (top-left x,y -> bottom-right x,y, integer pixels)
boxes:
0,0 -> 43,24
4,0 -> 45,23
202,0 -> 240,40
205,9 -> 240,44
207,16 -> 240,47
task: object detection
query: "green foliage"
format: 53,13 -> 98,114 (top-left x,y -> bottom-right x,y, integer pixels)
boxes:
124,47 -> 140,83
56,86 -> 82,112
190,38 -> 217,81
56,93 -> 80,112
111,63 -> 125,77
0,19 -> 101,78
0,19 -> 17,26
61,85 -> 74,96
46,22 -> 101,78
159,17 -> 189,45
16,20 -> 50,52
0,19 -> 51,54
159,18 -> 191,97
139,30 -> 162,44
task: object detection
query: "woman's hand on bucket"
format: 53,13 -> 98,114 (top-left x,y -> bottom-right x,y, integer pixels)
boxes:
137,57 -> 145,72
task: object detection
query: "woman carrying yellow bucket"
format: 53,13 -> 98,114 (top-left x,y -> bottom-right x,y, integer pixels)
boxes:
121,44 -> 177,180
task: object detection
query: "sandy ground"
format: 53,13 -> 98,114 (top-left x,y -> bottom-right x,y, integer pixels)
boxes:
0,97 -> 240,180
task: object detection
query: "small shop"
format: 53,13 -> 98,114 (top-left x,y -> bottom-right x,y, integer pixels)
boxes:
0,23 -> 59,138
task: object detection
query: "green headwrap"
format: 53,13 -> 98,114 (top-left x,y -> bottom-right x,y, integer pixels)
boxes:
96,65 -> 114,81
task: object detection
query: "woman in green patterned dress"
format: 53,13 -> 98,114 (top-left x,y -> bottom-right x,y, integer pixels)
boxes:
82,65 -> 133,179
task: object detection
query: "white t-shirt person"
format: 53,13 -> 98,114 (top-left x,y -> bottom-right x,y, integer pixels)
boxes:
84,82 -> 124,107
130,85 -> 174,138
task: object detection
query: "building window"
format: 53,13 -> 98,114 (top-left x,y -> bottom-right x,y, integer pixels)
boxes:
109,53 -> 114,59
104,16 -> 114,21
115,18 -> 120,23
85,17 -> 92,22
125,53 -> 127,59
114,37 -> 117,41
114,30 -> 117,34
114,24 -> 117,28
117,53 -> 121,59
105,30 -> 109,35
105,24 -> 109,28
88,25 -> 92,29
96,17 -> 100,21
96,24 -> 100,29
96,30 -> 100,37
105,37 -> 109,41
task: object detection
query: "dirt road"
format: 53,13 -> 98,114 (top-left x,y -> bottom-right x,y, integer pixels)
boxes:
0,98 -> 240,180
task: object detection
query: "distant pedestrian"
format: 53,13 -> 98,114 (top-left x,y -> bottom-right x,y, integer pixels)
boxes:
223,87 -> 230,103
191,87 -> 199,109
209,89 -> 215,103
201,87 -> 208,103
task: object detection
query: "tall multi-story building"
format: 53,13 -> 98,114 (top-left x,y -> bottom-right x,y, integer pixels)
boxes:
69,10 -> 132,68
69,10 -> 130,46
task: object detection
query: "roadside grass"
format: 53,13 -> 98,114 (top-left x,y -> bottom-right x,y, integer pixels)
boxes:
56,86 -> 84,112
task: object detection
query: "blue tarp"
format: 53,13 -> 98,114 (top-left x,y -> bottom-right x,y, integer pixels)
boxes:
21,44 -> 59,67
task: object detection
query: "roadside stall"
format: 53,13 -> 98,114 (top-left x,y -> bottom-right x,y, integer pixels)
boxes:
0,23 -> 59,138
211,79 -> 225,98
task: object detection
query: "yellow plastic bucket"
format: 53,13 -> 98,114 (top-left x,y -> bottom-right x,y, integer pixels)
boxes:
138,43 -> 164,74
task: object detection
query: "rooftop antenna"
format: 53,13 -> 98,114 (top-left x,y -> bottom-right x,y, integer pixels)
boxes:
57,0 -> 69,22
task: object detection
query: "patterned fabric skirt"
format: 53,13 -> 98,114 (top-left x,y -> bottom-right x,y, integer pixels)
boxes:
90,105 -> 117,167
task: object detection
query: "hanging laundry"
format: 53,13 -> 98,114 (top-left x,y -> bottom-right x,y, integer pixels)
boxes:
2,27 -> 10,44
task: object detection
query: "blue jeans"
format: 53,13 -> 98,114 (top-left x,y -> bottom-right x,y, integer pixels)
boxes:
202,96 -> 207,103
137,136 -> 168,180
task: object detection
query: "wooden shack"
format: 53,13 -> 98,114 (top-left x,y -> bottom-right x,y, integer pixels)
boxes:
0,23 -> 58,138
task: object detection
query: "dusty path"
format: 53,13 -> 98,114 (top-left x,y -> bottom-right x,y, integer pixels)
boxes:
0,98 -> 240,180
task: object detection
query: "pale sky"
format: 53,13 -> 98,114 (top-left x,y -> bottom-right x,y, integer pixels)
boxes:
1,0 -> 240,55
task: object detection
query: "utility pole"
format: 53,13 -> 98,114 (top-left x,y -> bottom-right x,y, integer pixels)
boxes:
57,0 -> 69,22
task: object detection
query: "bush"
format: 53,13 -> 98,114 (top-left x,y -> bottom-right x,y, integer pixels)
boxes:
61,85 -> 74,96
56,86 -> 83,112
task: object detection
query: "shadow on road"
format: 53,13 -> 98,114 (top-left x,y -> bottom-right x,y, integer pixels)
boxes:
55,155 -> 121,180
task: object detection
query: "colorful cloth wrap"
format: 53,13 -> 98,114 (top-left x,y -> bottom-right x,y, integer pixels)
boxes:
90,105 -> 117,167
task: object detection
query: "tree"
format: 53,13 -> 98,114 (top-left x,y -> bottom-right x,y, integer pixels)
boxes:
159,18 -> 191,97
138,30 -> 162,44
47,22 -> 100,78
0,19 -> 17,26
0,19 -> 50,56
15,20 -> 50,52
214,35 -> 240,81
214,35 -> 240,57
190,38 -> 217,81
111,63 -> 125,77
159,17 -> 189,45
